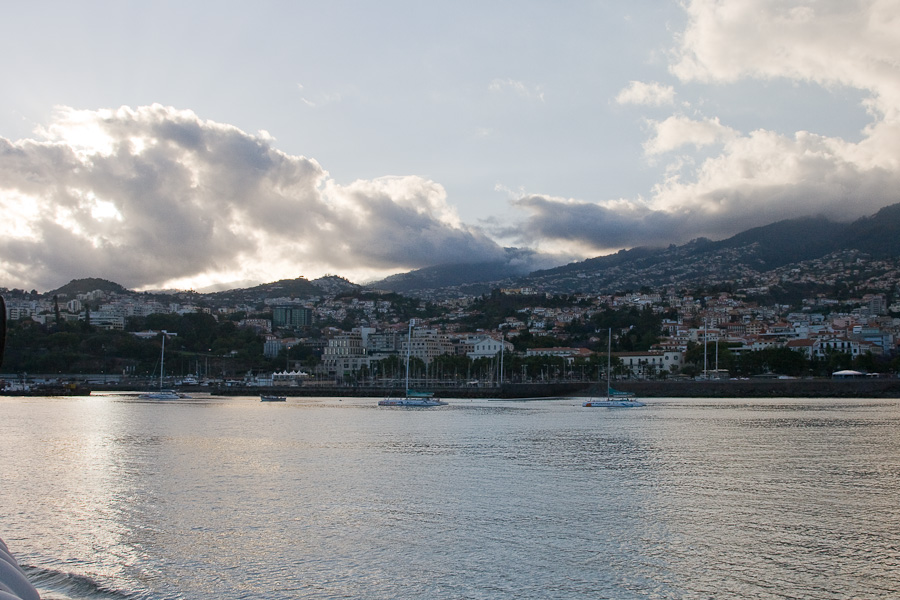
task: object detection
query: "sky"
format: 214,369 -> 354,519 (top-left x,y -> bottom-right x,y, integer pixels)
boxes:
2,0 -> 899,293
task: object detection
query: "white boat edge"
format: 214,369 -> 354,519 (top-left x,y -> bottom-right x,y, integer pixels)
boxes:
260,395 -> 287,402
138,390 -> 186,400
582,399 -> 646,407
378,397 -> 448,407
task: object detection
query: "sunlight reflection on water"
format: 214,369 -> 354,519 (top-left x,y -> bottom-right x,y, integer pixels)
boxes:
1,395 -> 900,599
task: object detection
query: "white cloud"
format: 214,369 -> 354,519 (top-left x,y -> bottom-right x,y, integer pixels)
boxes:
503,0 -> 897,253
650,127 -> 898,223
4,3 -> 900,292
505,0 -> 900,256
616,81 -> 676,106
671,0 -> 900,119
489,78 -> 545,102
296,83 -> 344,109
644,115 -> 738,155
506,117 -> 900,254
0,105 -> 511,291
505,133 -> 900,252
650,0 -> 900,225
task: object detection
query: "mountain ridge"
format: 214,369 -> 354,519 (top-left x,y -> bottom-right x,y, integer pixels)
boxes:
370,203 -> 900,297
29,202 -> 900,300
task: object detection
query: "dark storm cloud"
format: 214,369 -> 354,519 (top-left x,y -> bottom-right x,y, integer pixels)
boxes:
506,195 -> 685,250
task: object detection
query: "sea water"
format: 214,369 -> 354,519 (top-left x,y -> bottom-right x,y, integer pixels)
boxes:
1,394 -> 899,599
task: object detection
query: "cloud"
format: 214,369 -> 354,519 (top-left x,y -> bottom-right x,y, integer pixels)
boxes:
5,3 -> 900,293
507,1 -> 900,255
0,105 -> 511,291
489,78 -> 545,102
506,122 -> 900,254
296,83 -> 343,108
643,115 -> 738,155
671,0 -> 900,119
660,0 -> 900,217
616,81 -> 676,106
319,176 -> 507,270
503,194 -> 682,254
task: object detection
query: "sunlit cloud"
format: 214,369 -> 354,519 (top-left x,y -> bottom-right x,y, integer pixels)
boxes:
4,1 -> 900,295
670,0 -> 900,120
616,81 -> 676,106
643,115 -> 738,155
0,105 -> 522,291
506,0 -> 900,255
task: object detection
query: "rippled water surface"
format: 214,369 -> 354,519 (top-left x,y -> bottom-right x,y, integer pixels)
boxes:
2,394 -> 900,599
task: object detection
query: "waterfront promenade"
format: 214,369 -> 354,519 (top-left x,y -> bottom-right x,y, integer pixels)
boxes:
212,377 -> 900,399
8,376 -> 900,399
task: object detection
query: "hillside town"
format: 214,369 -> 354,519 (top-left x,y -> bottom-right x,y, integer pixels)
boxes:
3,271 -> 900,388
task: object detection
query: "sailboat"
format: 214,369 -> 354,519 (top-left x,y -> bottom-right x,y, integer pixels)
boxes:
140,333 -> 187,400
583,328 -> 645,408
378,320 -> 447,407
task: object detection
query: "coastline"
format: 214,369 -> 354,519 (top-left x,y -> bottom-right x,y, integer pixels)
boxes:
210,377 -> 900,399
10,377 -> 900,399
606,377 -> 900,399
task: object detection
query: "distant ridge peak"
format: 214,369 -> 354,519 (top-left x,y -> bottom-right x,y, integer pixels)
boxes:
48,278 -> 130,297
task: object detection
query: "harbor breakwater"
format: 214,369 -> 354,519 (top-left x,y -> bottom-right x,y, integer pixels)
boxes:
46,377 -> 900,399
610,377 -> 900,398
210,377 -> 900,399
213,381 -> 592,399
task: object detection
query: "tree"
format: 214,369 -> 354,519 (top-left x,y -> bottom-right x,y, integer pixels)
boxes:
373,355 -> 405,381
684,341 -> 738,374
731,346 -> 808,377
431,354 -> 471,382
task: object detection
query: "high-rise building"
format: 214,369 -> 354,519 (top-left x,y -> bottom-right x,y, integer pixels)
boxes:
273,306 -> 312,328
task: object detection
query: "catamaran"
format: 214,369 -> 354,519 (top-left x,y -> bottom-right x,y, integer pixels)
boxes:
378,320 -> 447,407
583,328 -> 645,408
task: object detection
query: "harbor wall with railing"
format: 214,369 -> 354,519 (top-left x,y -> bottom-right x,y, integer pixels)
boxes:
212,377 -> 900,399
8,377 -> 900,399
213,381 -> 592,399
606,377 -> 900,398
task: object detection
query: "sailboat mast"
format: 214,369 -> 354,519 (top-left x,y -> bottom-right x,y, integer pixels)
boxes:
607,328 -> 612,399
160,334 -> 166,391
405,320 -> 413,392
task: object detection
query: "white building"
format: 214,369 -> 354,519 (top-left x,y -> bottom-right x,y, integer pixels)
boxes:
89,311 -> 125,330
526,347 -> 592,360
616,351 -> 684,378
812,336 -> 862,358
321,332 -> 370,378
466,336 -> 514,360
404,329 -> 451,365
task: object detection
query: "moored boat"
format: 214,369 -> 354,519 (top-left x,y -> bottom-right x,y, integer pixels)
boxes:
379,390 -> 446,407
141,333 -> 190,400
583,397 -> 646,407
583,329 -> 645,408
139,389 -> 183,400
378,320 -> 447,407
